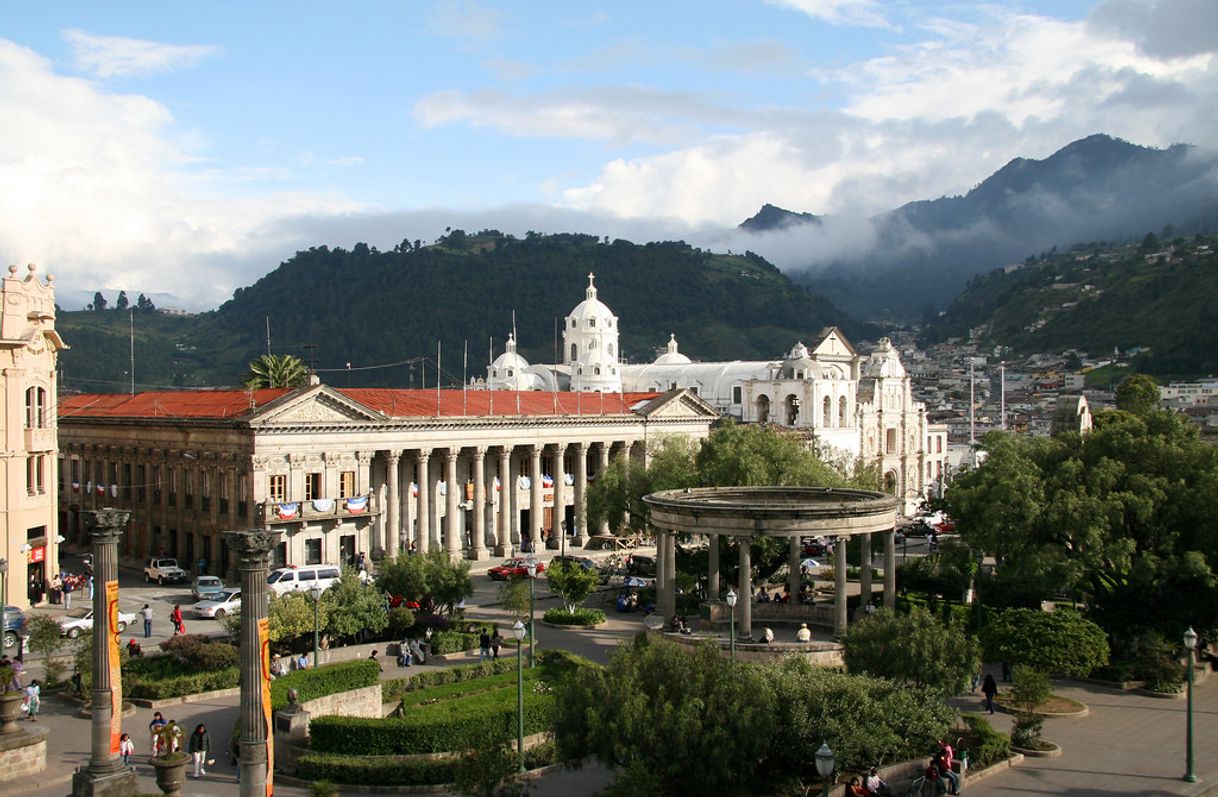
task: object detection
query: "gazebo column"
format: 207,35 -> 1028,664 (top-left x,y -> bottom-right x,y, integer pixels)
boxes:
664,531 -> 677,619
860,532 -> 873,613
707,533 -> 720,600
738,540 -> 753,640
573,442 -> 588,546
834,536 -> 848,638
788,536 -> 801,602
884,529 -> 897,610
470,447 -> 488,560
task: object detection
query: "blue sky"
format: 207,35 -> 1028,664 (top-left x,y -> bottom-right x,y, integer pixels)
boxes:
1,0 -> 1214,309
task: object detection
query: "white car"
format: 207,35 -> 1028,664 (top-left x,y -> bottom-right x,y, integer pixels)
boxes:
58,607 -> 136,639
192,590 -> 241,619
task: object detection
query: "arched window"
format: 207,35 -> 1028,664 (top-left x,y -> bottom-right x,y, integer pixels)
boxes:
507,369 -> 514,377
25,386 -> 46,429
607,343 -> 614,357
822,396 -> 831,427
756,395 -> 770,423
589,318 -> 597,327
785,394 -> 800,426
838,396 -> 847,426
570,319 -> 576,328
595,367 -> 601,375
570,343 -> 577,362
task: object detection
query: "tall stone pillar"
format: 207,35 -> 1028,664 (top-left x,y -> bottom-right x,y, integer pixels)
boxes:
497,447 -> 511,555
655,529 -> 667,618
72,508 -> 136,797
471,447 -> 488,560
707,533 -> 720,599
859,532 -> 873,612
788,536 -> 801,602
738,540 -> 753,639
414,449 -> 431,554
550,443 -> 566,550
225,529 -> 281,797
508,451 -> 521,549
529,445 -> 543,552
445,448 -> 461,559
597,443 -> 611,535
573,442 -> 588,546
664,532 -> 677,617
884,529 -> 897,610
834,536 -> 848,638
385,451 -> 401,556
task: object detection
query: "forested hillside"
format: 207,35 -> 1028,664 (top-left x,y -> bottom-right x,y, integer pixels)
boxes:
57,231 -> 872,391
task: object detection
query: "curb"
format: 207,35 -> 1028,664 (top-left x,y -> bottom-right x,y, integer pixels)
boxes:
128,686 -> 241,709
1011,742 -> 1062,758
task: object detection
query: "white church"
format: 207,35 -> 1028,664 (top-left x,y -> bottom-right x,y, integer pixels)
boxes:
483,273 -> 948,514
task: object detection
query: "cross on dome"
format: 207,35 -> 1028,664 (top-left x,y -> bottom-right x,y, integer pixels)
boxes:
505,333 -> 517,353
586,272 -> 597,299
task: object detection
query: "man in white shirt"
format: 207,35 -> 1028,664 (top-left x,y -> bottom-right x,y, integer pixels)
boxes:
796,623 -> 812,642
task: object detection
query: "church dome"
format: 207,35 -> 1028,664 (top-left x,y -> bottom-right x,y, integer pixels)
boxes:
780,341 -> 818,379
654,334 -> 692,365
862,337 -> 906,378
488,334 -> 533,389
566,273 -> 617,328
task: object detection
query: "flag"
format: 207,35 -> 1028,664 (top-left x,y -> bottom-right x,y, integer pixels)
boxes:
345,496 -> 369,514
438,480 -> 447,496
85,480 -> 93,494
96,483 -> 105,496
564,473 -> 575,486
541,474 -> 554,488
71,481 -> 80,492
110,484 -> 119,497
311,498 -> 336,513
494,476 -> 501,492
276,502 -> 299,520
518,475 -> 531,490
410,482 -> 419,497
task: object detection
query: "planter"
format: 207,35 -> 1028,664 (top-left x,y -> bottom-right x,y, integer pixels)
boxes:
151,753 -> 190,796
1138,686 -> 1185,699
1011,740 -> 1061,758
0,691 -> 23,735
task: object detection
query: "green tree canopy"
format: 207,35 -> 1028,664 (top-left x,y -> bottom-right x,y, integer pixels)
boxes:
980,608 -> 1109,677
375,549 -> 473,616
841,607 -> 980,696
243,353 -> 308,389
1115,373 -> 1160,416
545,560 -> 601,614
322,570 -> 388,641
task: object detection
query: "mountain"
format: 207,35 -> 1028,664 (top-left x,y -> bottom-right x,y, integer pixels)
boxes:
922,232 -> 1218,377
56,232 -> 876,392
751,135 -> 1218,321
739,203 -> 822,233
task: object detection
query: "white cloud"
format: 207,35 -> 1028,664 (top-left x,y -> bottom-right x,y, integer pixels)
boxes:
763,0 -> 890,29
63,29 -> 219,78
427,0 -> 503,43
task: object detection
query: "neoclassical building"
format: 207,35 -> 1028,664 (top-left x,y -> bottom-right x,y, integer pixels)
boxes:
1,264 -> 67,610
484,274 -> 948,514
57,382 -> 717,578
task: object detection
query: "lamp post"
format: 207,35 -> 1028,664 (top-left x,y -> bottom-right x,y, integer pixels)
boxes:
512,620 -> 527,773
525,560 -> 538,668
560,520 -> 566,559
0,558 -> 7,610
725,588 -> 738,662
309,584 -> 324,669
814,741 -> 835,797
1183,626 -> 1198,783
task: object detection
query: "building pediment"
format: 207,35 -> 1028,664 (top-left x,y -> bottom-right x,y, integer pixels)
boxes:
249,385 -> 383,426
634,389 -> 721,420
811,327 -> 857,359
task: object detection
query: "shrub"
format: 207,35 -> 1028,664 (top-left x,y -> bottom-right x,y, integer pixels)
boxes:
960,715 -> 1010,769
297,753 -> 456,786
980,608 -> 1109,677
158,635 -> 239,671
122,652 -> 240,698
430,630 -> 480,655
842,607 -> 980,695
409,614 -> 452,636
270,658 -> 380,710
543,607 -> 604,626
386,607 -> 416,640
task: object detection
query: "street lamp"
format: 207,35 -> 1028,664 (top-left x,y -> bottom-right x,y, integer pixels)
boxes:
0,558 -> 7,610
309,585 -> 324,669
525,560 -> 538,668
512,619 -> 527,773
814,741 -> 835,797
725,588 -> 738,662
1183,626 -> 1198,783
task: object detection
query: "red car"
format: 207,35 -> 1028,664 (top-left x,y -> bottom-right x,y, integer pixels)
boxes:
487,558 -> 545,581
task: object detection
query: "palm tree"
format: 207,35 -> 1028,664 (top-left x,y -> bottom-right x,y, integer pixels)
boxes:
244,354 -> 308,389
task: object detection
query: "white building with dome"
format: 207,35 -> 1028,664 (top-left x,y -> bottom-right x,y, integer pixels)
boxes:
484,273 -> 948,514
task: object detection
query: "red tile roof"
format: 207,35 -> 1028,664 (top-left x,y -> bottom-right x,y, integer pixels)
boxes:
58,387 -> 660,421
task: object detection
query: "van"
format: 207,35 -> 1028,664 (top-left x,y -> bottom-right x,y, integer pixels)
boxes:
267,565 -> 342,595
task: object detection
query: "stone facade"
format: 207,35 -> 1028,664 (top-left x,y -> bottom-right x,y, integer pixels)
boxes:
0,725 -> 49,780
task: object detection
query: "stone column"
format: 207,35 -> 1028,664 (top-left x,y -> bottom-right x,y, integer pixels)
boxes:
573,442 -> 588,546
225,529 -> 281,797
508,451 -> 521,549
529,445 -> 543,552
471,447 -> 488,560
707,533 -> 720,599
834,536 -> 848,638
788,536 -> 801,602
414,449 -> 431,554
497,447 -> 511,555
550,443 -> 566,550
884,529 -> 897,610
859,532 -> 873,613
665,532 -> 677,617
445,448 -> 461,559
385,451 -> 401,556
597,443 -> 611,535
739,540 -> 753,640
655,529 -> 667,617
72,508 -> 136,797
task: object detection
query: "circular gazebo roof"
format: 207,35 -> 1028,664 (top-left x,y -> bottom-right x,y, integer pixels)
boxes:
643,486 -> 897,539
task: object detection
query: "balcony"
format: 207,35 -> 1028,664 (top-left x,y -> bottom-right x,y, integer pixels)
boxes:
24,428 -> 55,452
260,495 -> 379,525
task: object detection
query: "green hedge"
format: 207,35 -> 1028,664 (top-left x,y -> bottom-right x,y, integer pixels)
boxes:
383,658 -> 518,702
296,742 -> 556,786
543,607 -> 605,626
270,659 -> 381,710
429,630 -> 480,654
960,715 -> 1011,769
125,666 -> 240,699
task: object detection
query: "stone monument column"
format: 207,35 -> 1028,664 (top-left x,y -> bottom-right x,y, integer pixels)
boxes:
859,532 -> 873,612
444,448 -> 461,558
385,451 -> 401,556
72,508 -> 137,797
738,540 -> 753,640
225,529 -> 281,797
470,447 -> 488,560
572,442 -> 588,546
834,536 -> 849,638
884,529 -> 897,610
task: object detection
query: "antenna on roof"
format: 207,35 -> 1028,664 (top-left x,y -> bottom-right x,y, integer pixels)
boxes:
463,339 -> 468,417
129,309 -> 135,396
436,340 -> 442,418
488,336 -> 494,417
265,316 -> 271,357
303,343 -> 317,371
552,315 -> 558,414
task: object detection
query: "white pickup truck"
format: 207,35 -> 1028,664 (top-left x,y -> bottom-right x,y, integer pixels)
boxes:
144,557 -> 189,585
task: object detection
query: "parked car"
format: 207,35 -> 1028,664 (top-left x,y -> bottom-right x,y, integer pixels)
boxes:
801,537 -> 829,556
894,530 -> 907,545
3,606 -> 25,651
487,558 -> 546,581
58,607 -> 136,639
191,576 -> 226,601
549,555 -> 597,572
192,589 -> 241,619
144,557 -> 189,585
267,564 -> 341,596
905,519 -> 936,536
626,554 -> 656,577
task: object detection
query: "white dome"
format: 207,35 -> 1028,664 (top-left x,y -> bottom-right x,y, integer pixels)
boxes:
654,334 -> 692,365
488,334 -> 535,389
567,273 -> 616,326
787,341 -> 810,360
863,337 -> 906,378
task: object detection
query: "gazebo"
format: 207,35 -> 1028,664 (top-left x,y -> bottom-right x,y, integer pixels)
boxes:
643,486 -> 899,639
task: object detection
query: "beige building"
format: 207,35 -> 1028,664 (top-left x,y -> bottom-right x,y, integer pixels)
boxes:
2,264 -> 67,610
57,383 -> 716,579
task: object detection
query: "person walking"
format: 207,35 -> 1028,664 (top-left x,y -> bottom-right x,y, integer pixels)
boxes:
982,673 -> 998,714
141,604 -> 154,638
170,605 -> 184,636
63,576 -> 74,611
490,626 -> 502,660
188,723 -> 211,778
479,629 -> 492,662
119,733 -> 135,767
24,679 -> 40,721
149,711 -> 167,754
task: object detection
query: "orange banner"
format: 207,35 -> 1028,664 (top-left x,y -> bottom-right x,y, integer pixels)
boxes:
259,617 -> 273,797
106,579 -> 121,754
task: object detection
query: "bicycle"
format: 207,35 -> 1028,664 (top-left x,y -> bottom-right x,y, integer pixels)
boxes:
905,776 -> 946,797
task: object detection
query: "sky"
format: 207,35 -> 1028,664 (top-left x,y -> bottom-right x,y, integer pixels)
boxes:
2,0 -> 1216,310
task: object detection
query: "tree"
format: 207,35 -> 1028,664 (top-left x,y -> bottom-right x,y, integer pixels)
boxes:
980,608 -> 1109,677
545,560 -> 601,614
136,293 -> 156,311
375,549 -> 472,616
25,615 -> 70,685
92,291 -> 108,311
243,353 -> 308,389
1115,373 -> 1160,416
322,570 -> 388,641
1140,231 -> 1161,252
842,607 -> 980,696
268,592 -> 327,647
1009,665 -> 1052,749
497,577 -> 531,619
376,554 -> 431,604
695,420 -> 850,489
115,290 -> 129,311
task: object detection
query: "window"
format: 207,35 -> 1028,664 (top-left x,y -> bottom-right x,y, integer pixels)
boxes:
607,343 -> 614,357
238,474 -> 249,516
594,367 -> 601,375
269,474 -> 287,503
152,465 -> 161,503
689,385 -> 699,396
24,387 -> 46,429
838,396 -> 847,426
123,464 -> 132,500
27,455 -> 44,495
570,319 -> 576,328
27,525 -> 46,542
305,472 -> 323,501
304,540 -> 322,565
570,343 -> 577,362
58,458 -> 64,491
339,471 -> 356,498
184,470 -> 194,509
886,428 -> 897,454
137,465 -> 146,502
822,397 -> 832,426
732,385 -> 743,404
71,459 -> 80,482
589,318 -> 596,327
167,467 -> 177,507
